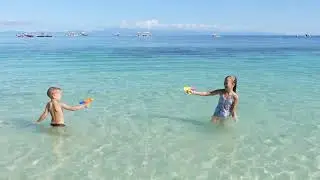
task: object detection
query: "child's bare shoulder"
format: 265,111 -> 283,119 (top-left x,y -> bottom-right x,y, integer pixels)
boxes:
232,92 -> 239,99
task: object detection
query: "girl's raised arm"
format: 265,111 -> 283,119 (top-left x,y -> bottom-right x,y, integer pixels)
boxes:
192,89 -> 224,96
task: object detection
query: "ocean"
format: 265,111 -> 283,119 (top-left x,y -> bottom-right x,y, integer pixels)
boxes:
0,34 -> 319,180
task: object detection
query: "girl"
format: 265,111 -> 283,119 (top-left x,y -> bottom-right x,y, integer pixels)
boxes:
191,75 -> 239,123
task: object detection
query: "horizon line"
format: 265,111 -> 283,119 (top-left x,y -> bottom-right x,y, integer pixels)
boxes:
0,28 -> 318,36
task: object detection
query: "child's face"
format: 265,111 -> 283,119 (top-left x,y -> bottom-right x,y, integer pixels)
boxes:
224,77 -> 234,91
52,90 -> 62,100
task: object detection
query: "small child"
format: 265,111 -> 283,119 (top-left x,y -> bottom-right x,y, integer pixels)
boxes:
36,87 -> 87,127
191,75 -> 239,123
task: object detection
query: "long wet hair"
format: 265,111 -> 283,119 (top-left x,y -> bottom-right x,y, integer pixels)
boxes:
225,75 -> 237,93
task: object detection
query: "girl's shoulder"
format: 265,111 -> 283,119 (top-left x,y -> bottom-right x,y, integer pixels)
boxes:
232,92 -> 239,99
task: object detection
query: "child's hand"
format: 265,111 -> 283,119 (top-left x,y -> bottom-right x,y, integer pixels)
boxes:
34,120 -> 42,124
35,118 -> 43,124
231,112 -> 238,122
232,117 -> 237,122
184,87 -> 196,95
190,90 -> 196,94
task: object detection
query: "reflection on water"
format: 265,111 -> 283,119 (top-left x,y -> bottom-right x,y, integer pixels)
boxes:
35,125 -> 70,160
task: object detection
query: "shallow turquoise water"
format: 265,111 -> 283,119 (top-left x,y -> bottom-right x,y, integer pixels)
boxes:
0,35 -> 320,179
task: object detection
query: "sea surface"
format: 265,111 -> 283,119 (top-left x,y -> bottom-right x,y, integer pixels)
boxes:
0,34 -> 319,180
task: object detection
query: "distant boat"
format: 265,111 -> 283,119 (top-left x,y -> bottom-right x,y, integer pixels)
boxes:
16,34 -> 24,38
113,32 -> 120,36
80,32 -> 88,36
66,32 -> 77,36
296,33 -> 311,38
36,32 -> 52,37
66,31 -> 88,37
212,33 -> 220,38
16,33 -> 34,38
137,32 -> 152,37
37,35 -> 52,37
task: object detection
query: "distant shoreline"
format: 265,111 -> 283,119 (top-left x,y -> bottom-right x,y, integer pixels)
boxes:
0,30 -> 319,38
0,28 -> 318,37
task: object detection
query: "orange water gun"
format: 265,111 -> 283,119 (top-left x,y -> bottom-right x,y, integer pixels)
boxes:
79,98 -> 94,106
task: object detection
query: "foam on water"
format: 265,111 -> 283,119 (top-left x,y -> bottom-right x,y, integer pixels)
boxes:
0,35 -> 320,179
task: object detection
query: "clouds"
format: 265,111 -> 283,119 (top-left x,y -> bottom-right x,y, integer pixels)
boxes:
120,19 -> 217,30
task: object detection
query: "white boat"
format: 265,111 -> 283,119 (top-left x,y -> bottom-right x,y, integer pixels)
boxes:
212,33 -> 220,38
80,32 -> 88,36
66,31 -> 88,37
137,32 -> 152,37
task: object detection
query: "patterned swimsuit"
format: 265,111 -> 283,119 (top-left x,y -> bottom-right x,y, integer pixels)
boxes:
213,94 -> 234,118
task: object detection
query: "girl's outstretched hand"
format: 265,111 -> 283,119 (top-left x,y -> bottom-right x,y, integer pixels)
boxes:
184,87 -> 196,95
231,112 -> 238,122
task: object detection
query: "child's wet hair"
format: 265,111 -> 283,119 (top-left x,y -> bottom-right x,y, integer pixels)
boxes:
225,75 -> 237,93
47,87 -> 61,98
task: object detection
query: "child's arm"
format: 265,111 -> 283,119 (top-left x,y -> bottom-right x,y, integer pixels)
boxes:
36,103 -> 49,123
191,89 -> 223,96
60,103 -> 87,111
231,94 -> 239,120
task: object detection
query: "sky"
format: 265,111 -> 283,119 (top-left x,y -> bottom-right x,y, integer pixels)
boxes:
0,0 -> 319,34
